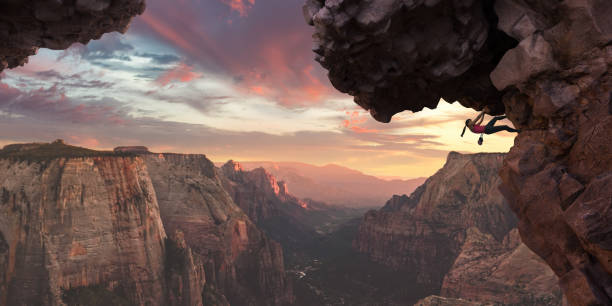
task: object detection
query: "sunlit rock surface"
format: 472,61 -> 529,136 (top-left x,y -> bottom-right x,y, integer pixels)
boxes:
0,142 -> 293,305
0,0 -> 145,71
306,0 -> 612,303
0,152 -> 166,305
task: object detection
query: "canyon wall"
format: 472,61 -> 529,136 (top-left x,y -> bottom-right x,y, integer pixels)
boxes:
355,152 -> 516,290
0,154 -> 166,305
144,154 -> 294,306
355,152 -> 564,305
0,0 -> 145,71
0,142 -> 293,306
305,0 -> 612,303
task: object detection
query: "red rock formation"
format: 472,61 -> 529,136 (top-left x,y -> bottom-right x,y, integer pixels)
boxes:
0,155 -> 166,305
441,228 -> 564,305
355,152 -> 564,305
0,142 -> 294,305
355,152 -> 517,291
220,160 -> 310,223
0,0 -> 145,71
144,154 -> 294,306
305,0 -> 612,303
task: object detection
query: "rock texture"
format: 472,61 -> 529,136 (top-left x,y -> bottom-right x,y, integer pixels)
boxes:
355,152 -> 517,292
441,228 -> 563,305
306,0 -> 612,303
220,160 -> 309,224
303,0 -> 517,122
414,295 -> 484,306
0,0 -> 145,71
0,154 -> 166,305
0,142 -> 293,306
356,152 -> 564,305
143,154 -> 294,306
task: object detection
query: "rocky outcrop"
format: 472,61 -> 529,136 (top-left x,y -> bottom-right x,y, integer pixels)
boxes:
0,0 -> 145,71
220,160 -> 309,224
0,154 -> 166,305
355,152 -> 517,292
441,228 -> 563,305
305,0 -> 612,303
356,152 -> 564,305
144,154 -> 294,306
303,0 -> 517,122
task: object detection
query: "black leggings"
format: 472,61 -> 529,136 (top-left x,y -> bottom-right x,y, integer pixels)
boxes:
484,116 -> 519,134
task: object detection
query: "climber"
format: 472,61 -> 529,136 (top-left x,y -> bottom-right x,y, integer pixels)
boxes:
461,107 -> 520,142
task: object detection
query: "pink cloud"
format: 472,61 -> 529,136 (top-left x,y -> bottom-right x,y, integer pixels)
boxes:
222,0 -> 255,16
156,63 -> 202,86
68,135 -> 100,148
343,111 -> 378,134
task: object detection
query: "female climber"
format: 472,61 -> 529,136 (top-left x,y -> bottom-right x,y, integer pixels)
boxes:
461,107 -> 520,144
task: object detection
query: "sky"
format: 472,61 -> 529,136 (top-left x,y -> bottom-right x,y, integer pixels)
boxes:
0,0 -> 516,179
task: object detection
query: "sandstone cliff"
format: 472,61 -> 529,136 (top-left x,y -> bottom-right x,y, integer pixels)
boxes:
305,0 -> 612,303
0,145 -> 166,305
0,142 -> 293,306
219,160 -> 326,261
441,228 -> 563,305
355,152 -> 563,305
0,0 -> 145,71
143,154 -> 294,306
355,152 -> 516,290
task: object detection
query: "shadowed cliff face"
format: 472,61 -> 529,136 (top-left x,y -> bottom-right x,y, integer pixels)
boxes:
303,0 -> 518,122
143,154 -> 294,306
355,153 -> 517,293
0,0 -> 145,71
355,152 -> 564,305
306,0 -> 612,304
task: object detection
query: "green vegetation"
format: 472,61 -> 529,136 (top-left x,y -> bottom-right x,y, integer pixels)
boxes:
61,285 -> 133,306
0,139 -> 132,162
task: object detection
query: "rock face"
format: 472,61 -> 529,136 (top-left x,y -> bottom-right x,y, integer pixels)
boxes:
235,161 -> 426,208
0,142 -> 293,306
143,154 -> 294,306
441,228 -> 563,305
303,0 -> 517,122
355,152 -> 564,305
0,155 -> 166,305
0,0 -> 145,71
306,0 -> 612,303
220,160 -> 309,224
355,152 -> 517,292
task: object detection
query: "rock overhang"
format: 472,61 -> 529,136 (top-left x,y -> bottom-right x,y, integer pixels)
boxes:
304,0 -> 520,122
0,0 -> 146,72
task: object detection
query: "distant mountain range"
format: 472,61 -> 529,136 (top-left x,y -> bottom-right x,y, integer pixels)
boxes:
214,161 -> 426,208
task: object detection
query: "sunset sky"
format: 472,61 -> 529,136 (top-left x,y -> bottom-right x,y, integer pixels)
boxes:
0,0 -> 516,179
